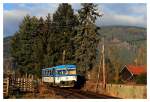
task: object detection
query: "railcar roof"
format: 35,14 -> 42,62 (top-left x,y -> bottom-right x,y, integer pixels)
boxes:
42,64 -> 76,70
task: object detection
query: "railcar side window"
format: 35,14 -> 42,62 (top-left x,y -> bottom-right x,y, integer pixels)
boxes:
49,70 -> 50,75
68,69 -> 76,74
49,70 -> 51,76
44,70 -> 46,76
43,70 -> 45,76
62,70 -> 66,74
52,70 -> 55,75
50,70 -> 52,75
58,70 -> 61,75
42,70 -> 43,76
50,70 -> 51,75
48,70 -> 50,76
46,70 -> 48,76
45,70 -> 47,76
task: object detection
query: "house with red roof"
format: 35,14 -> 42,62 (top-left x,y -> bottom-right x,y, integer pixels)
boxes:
119,65 -> 146,83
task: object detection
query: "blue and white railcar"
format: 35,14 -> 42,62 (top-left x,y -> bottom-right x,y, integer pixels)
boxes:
42,64 -> 77,87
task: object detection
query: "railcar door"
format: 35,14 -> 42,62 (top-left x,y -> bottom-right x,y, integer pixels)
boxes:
53,68 -> 55,86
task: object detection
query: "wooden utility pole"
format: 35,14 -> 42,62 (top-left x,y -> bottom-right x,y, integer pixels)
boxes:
102,37 -> 106,89
95,46 -> 102,92
95,37 -> 106,92
63,31 -> 66,65
63,50 -> 66,64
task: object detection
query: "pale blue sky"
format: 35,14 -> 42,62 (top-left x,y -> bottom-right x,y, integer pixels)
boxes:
3,3 -> 147,37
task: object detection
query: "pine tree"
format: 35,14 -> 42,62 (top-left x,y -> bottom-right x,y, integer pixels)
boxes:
52,3 -> 78,65
43,13 -> 54,67
11,15 -> 39,75
75,3 -> 101,74
11,32 -> 21,74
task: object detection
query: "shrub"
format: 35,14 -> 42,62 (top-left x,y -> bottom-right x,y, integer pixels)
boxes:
135,74 -> 147,84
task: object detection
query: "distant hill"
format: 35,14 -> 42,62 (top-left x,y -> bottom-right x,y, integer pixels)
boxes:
3,36 -> 12,59
98,26 -> 146,66
99,26 -> 146,42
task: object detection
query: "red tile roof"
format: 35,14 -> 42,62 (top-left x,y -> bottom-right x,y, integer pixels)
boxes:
126,65 -> 147,75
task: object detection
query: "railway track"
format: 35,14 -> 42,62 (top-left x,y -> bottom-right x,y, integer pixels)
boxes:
47,86 -> 120,99
68,89 -> 119,99
47,86 -> 87,98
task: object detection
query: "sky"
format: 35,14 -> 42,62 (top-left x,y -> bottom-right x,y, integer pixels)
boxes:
3,3 -> 147,37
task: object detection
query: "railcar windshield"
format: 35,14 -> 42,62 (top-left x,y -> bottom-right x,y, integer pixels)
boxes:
56,70 -> 67,75
55,68 -> 76,75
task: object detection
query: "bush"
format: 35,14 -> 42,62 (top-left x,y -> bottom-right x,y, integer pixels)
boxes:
135,74 -> 147,84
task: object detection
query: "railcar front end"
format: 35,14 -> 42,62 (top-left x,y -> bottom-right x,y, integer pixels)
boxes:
54,65 -> 77,87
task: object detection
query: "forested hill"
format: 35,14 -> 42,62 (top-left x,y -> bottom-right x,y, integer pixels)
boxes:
99,26 -> 146,41
4,36 -> 12,58
3,26 -> 146,59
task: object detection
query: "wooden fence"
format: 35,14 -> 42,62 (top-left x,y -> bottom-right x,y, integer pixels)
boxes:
3,76 -> 37,98
10,77 -> 35,92
3,78 -> 9,97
